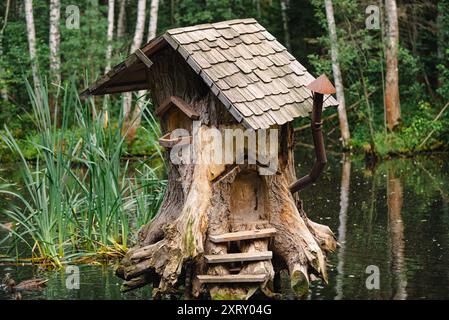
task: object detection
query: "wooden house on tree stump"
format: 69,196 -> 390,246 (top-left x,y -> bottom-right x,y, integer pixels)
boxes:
81,18 -> 338,299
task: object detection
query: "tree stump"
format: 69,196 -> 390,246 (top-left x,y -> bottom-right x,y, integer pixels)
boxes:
80,26 -> 338,299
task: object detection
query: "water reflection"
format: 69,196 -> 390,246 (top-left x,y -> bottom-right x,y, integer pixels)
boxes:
335,155 -> 351,300
1,154 -> 449,300
387,166 -> 407,300
304,153 -> 449,300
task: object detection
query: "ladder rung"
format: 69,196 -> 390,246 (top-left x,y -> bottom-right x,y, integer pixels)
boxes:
210,228 -> 276,243
197,274 -> 267,284
205,251 -> 272,264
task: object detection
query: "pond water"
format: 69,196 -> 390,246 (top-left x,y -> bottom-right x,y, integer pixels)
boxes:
1,151 -> 449,300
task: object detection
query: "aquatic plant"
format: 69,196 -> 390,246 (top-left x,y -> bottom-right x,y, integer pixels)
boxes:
0,81 -> 166,267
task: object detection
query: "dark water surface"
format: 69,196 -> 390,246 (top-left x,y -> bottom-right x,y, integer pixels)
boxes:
1,152 -> 448,300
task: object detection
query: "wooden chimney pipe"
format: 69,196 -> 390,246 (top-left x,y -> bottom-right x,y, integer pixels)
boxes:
289,74 -> 336,194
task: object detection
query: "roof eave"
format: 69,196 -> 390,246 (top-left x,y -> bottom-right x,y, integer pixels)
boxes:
79,36 -> 169,98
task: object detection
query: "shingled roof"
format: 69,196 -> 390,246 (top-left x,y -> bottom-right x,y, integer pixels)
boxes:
81,18 -> 338,130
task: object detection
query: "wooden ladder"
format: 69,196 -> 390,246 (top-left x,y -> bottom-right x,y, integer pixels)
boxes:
197,227 -> 276,284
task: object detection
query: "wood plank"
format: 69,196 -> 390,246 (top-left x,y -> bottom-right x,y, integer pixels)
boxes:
205,251 -> 272,264
209,228 -> 276,243
158,132 -> 192,148
197,274 -> 267,284
134,49 -> 153,69
155,96 -> 199,119
98,82 -> 149,95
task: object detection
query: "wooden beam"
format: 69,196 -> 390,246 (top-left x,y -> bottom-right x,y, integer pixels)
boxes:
80,36 -> 168,97
155,96 -> 200,119
135,48 -> 153,69
158,132 -> 192,148
197,274 -> 267,284
96,82 -> 149,95
209,228 -> 276,243
141,36 -> 168,55
205,251 -> 272,264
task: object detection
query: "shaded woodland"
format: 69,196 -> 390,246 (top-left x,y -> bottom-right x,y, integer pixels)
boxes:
0,0 -> 448,159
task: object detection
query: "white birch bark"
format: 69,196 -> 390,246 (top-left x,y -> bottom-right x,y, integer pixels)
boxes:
49,0 -> 61,86
147,0 -> 159,42
105,0 -> 115,73
324,0 -> 350,147
0,0 -> 11,101
128,0 -> 160,136
122,0 -> 146,135
117,0 -> 126,39
24,0 -> 42,99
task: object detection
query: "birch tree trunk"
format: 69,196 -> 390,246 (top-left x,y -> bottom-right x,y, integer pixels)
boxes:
280,0 -> 291,51
0,0 -> 11,101
385,0 -> 401,131
324,0 -> 350,148
117,0 -> 126,39
122,0 -> 146,139
105,0 -> 115,73
147,0 -> 159,41
24,0 -> 42,99
127,0 -> 160,141
49,0 -> 61,86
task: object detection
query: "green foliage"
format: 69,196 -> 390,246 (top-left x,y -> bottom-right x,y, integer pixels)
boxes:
0,81 -> 166,266
307,0 -> 449,156
351,101 -> 449,157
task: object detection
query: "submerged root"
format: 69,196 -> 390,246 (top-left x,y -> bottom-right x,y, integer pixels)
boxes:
266,174 -> 336,296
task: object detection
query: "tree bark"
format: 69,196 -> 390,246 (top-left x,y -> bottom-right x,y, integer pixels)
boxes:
0,0 -> 11,101
49,0 -> 61,86
128,0 -> 160,142
147,0 -> 159,41
24,0 -> 42,99
385,0 -> 401,131
122,0 -> 146,141
324,0 -> 350,147
117,0 -> 126,39
280,0 -> 291,52
115,49 -> 336,299
105,0 -> 115,73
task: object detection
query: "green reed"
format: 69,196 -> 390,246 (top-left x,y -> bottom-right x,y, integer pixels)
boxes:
0,80 -> 166,267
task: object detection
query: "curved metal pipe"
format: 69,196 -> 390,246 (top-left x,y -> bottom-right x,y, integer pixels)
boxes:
289,93 -> 327,194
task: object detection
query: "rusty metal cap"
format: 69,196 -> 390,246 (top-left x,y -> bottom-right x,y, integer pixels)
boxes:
306,74 -> 336,94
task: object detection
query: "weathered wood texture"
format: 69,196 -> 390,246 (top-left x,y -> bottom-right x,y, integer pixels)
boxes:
113,53 -> 337,297
209,228 -> 276,243
155,96 -> 200,119
81,19 -> 338,130
82,19 -> 340,300
197,274 -> 267,283
205,251 -> 272,263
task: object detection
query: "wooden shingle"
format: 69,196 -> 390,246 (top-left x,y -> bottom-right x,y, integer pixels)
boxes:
82,19 -> 339,130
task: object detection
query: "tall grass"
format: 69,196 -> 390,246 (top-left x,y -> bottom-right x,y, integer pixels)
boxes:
0,81 -> 166,267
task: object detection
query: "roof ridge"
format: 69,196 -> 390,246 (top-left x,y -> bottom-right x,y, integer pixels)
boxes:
167,18 -> 258,35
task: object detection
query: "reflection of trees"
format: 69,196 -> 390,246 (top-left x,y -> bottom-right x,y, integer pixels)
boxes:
335,155 -> 351,300
387,167 -> 407,300
416,160 -> 449,204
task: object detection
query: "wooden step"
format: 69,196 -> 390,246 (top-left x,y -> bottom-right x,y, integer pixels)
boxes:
205,251 -> 272,264
197,274 -> 267,284
209,228 -> 276,243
